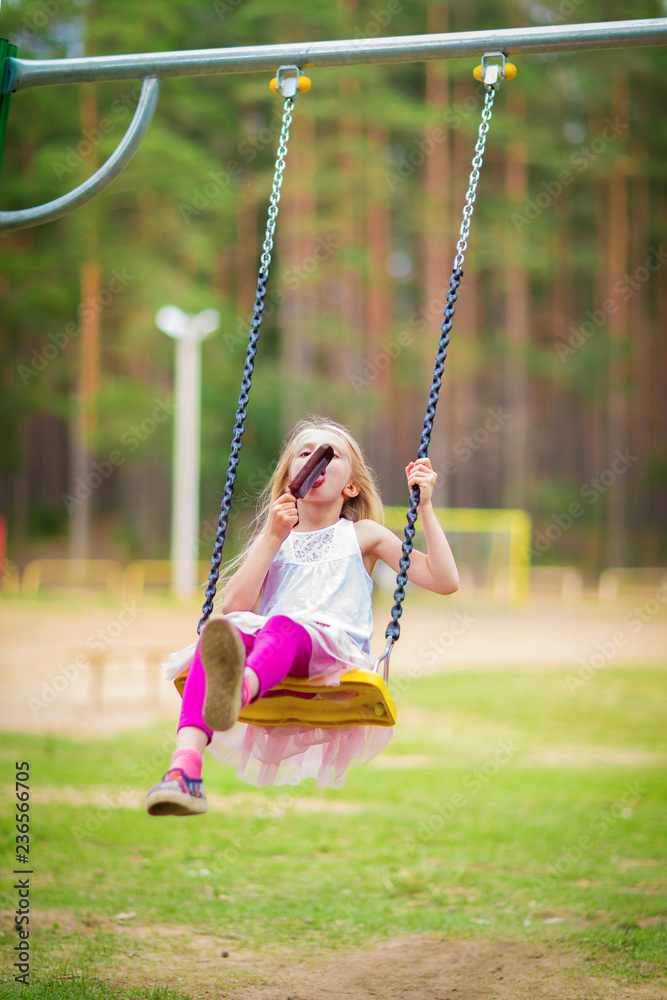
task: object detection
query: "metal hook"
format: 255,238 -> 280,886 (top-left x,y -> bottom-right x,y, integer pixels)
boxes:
274,65 -> 304,99
372,635 -> 394,684
477,51 -> 512,89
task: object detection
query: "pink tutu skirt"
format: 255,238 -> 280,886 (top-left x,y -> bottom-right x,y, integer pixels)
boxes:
162,610 -> 393,789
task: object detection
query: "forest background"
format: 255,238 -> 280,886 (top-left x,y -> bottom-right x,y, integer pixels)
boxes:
0,0 -> 665,579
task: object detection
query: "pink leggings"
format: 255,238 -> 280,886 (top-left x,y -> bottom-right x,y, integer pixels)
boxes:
178,615 -> 312,741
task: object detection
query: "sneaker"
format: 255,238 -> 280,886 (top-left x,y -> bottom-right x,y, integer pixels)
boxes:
200,618 -> 246,732
145,767 -> 208,816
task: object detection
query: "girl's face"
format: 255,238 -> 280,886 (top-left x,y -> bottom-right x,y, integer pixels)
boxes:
288,429 -> 359,503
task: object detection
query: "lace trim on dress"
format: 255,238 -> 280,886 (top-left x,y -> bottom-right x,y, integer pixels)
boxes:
292,526 -> 336,563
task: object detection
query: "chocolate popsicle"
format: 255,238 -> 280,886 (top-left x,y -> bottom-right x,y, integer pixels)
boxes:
288,443 -> 335,499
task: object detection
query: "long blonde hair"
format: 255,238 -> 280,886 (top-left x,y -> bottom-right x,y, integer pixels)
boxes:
213,414 -> 384,603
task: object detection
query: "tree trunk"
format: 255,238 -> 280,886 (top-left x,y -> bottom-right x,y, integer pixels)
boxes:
235,171 -> 259,318
365,124 -> 395,499
551,196 -> 583,541
605,74 -> 630,568
653,196 -> 667,557
334,0 -> 364,399
335,73 -> 364,388
69,81 -> 100,562
590,107 -> 609,573
629,164 -> 650,562
279,106 -> 317,432
450,73 -> 480,508
421,1 -> 451,508
502,91 -> 530,510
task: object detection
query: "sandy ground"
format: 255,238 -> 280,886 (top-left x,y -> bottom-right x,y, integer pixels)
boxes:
1,592 -> 666,998
106,930 -> 667,1000
1,590 -> 666,736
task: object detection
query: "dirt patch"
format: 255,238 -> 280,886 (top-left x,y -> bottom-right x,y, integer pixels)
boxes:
12,914 -> 665,999
232,935 -> 666,1000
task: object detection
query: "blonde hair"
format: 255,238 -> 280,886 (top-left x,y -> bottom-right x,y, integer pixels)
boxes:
213,414 -> 384,604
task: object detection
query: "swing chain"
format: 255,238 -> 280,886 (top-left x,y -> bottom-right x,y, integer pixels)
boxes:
454,85 -> 496,271
375,82 -> 498,674
198,95 -> 295,635
260,97 -> 294,272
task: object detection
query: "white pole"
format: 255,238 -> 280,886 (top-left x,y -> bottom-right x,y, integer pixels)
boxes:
172,331 -> 199,594
156,306 -> 219,597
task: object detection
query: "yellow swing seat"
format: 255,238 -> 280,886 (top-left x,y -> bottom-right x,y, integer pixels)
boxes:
174,667 -> 396,728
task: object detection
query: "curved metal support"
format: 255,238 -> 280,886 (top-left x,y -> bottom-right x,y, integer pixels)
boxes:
0,76 -> 160,232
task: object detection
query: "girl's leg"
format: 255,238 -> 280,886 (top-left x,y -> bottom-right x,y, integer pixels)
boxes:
146,628 -> 256,816
189,615 -> 312,724
175,629 -> 256,755
172,613 -> 312,762
176,643 -> 213,746
244,615 -> 312,696
146,617 -> 312,816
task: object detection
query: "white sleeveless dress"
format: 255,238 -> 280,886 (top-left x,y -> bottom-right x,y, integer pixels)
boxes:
162,517 -> 393,789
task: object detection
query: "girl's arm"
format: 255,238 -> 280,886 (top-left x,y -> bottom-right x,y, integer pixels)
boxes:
221,491 -> 299,613
362,458 -> 459,595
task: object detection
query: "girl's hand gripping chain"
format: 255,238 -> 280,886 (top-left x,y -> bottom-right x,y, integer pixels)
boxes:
406,458 -> 438,506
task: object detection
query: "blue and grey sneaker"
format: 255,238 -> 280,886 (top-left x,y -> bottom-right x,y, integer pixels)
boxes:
145,767 -> 208,816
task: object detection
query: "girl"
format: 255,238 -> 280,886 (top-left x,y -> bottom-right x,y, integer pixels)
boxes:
146,415 -> 459,815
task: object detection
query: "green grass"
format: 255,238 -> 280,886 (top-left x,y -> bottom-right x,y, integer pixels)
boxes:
1,666 -> 666,997
0,982 -> 187,1000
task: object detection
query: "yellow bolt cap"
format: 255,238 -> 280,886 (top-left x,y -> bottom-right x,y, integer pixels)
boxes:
473,62 -> 517,82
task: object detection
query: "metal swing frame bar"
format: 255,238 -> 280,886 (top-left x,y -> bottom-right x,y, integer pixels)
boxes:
1,17 -> 666,230
5,18 -> 667,92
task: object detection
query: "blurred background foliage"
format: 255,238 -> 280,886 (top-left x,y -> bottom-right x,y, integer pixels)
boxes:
0,0 -> 665,571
